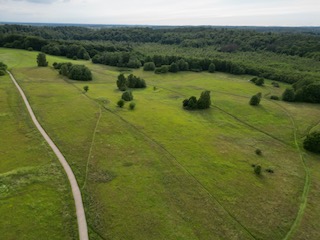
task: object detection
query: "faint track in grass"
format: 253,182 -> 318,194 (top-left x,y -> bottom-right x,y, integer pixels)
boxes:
82,106 -> 102,190
7,71 -> 89,240
267,100 -> 311,240
68,83 -> 257,239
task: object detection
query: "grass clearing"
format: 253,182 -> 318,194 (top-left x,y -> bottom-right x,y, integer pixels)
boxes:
1,48 -> 320,239
0,72 -> 77,239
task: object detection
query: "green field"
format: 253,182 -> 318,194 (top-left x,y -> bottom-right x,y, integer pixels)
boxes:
1,48 -> 320,240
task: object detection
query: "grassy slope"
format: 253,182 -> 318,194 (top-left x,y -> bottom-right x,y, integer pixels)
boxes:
0,72 -> 77,239
1,48 -> 320,239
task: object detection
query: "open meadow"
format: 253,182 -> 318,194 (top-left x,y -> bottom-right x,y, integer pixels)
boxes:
1,48 -> 320,240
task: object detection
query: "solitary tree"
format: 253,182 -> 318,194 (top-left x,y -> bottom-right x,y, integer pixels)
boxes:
83,85 -> 89,93
255,78 -> 264,86
117,99 -> 125,108
249,94 -> 261,106
37,53 -> 48,67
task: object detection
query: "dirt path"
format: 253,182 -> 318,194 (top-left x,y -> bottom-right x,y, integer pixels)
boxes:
7,71 -> 89,240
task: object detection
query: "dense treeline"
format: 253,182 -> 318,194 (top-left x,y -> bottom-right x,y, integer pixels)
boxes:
1,25 -> 320,59
0,33 -> 130,60
282,79 -> 320,103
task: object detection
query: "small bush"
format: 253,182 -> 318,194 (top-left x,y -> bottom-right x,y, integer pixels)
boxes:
265,168 -> 274,173
254,165 -> 262,175
117,99 -> 125,108
143,62 -> 156,71
83,85 -> 89,93
249,94 -> 261,106
122,91 -> 133,101
0,70 -> 5,76
255,78 -> 264,86
272,82 -> 280,88
255,149 -> 262,155
129,102 -> 136,110
250,77 -> 258,83
27,47 -> 33,51
270,95 -> 279,100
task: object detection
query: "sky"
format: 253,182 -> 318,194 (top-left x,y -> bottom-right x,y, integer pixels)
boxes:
0,0 -> 319,26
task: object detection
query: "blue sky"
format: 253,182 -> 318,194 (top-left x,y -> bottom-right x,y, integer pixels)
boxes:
0,0 -> 319,26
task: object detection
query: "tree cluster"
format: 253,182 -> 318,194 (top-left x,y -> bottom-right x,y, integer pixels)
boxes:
53,62 -> 92,81
183,91 -> 211,110
116,74 -> 146,91
282,79 -> 320,103
250,77 -> 264,86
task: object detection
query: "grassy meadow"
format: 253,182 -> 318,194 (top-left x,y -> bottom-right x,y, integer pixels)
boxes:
1,48 -> 320,239
0,66 -> 77,239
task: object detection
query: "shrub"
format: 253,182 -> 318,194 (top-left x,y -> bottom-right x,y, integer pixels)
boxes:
117,99 -> 125,108
250,77 -> 258,83
0,70 -> 5,76
143,62 -> 156,71
129,102 -> 136,110
270,95 -> 279,100
83,85 -> 89,93
272,82 -> 280,88
117,73 -> 127,91
303,131 -> 320,153
282,88 -> 295,102
155,65 -> 169,74
254,165 -> 262,175
255,149 -> 262,155
122,91 -> 133,101
27,47 -> 33,51
0,62 -> 8,71
249,93 -> 261,106
255,78 -> 264,86
68,65 -> 92,81
265,168 -> 274,173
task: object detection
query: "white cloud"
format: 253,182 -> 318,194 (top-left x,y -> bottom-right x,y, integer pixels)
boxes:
0,0 -> 319,26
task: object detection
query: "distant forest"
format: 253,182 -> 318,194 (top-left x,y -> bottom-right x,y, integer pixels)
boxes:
0,24 -> 319,102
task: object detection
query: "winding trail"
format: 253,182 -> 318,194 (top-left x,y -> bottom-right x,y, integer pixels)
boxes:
7,71 -> 89,240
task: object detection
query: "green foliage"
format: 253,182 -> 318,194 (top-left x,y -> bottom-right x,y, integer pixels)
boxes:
270,95 -> 280,100
197,91 -> 211,109
129,102 -> 136,110
255,78 -> 264,86
254,165 -> 262,175
271,82 -> 280,88
117,74 -> 146,91
68,65 -> 92,81
117,73 -> 127,91
0,62 -> 7,71
0,70 -> 5,76
122,91 -> 133,101
143,62 -> 156,71
255,149 -> 262,155
155,65 -> 169,74
169,63 -> 179,73
303,131 -> 320,153
83,85 -> 89,93
55,62 -> 92,81
183,91 -> 211,110
282,88 -> 295,102
36,53 -> 48,67
249,93 -> 262,106
208,63 -> 216,73
117,99 -> 125,108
